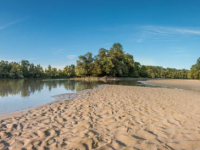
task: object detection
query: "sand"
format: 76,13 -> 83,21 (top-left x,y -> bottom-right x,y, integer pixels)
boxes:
1,85 -> 200,149
143,79 -> 200,92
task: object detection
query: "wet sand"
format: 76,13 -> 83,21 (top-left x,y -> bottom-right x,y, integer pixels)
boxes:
1,85 -> 200,149
143,79 -> 200,92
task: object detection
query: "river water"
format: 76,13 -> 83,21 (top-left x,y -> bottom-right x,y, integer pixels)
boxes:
0,79 -> 154,114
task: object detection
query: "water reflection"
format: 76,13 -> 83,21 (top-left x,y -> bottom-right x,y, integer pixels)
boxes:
0,79 -> 107,97
0,79 -> 147,114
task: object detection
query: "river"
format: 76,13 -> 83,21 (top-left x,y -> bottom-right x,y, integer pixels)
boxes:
0,78 -> 154,114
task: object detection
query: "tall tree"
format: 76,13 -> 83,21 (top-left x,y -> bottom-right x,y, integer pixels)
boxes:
108,43 -> 125,76
123,53 -> 135,77
93,48 -> 114,76
190,57 -> 200,79
64,64 -> 75,77
9,62 -> 24,79
45,65 -> 52,78
75,52 -> 94,77
20,60 -> 30,78
51,68 -> 57,78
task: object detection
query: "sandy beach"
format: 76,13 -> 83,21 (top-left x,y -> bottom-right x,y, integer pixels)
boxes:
143,79 -> 200,92
1,84 -> 200,149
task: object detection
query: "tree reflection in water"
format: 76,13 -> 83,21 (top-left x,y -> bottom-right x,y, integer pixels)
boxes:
0,79 -> 143,98
0,79 -> 145,114
0,79 -> 106,97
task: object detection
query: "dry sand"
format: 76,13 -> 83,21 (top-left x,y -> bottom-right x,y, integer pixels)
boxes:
1,85 -> 200,149
143,79 -> 200,92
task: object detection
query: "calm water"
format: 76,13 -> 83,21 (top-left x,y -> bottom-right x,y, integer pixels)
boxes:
0,79 -> 151,115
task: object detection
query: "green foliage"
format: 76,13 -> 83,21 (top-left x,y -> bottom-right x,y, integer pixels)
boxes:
20,60 -> 30,77
108,43 -> 125,76
0,61 -> 11,78
139,65 -> 148,77
76,43 -> 141,77
63,64 -> 75,77
143,66 -> 189,79
0,60 -> 75,79
75,43 -> 197,79
75,52 -> 94,76
0,44 -> 199,79
189,57 -> 200,79
93,48 -> 114,76
9,62 -> 24,79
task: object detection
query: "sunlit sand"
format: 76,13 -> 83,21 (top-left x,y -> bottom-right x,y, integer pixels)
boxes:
144,79 -> 200,92
1,84 -> 200,149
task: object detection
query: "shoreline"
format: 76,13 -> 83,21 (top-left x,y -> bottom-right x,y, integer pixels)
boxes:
0,84 -> 106,120
143,79 -> 200,92
0,99 -> 62,120
70,77 -> 149,82
1,84 -> 200,149
1,79 -> 199,119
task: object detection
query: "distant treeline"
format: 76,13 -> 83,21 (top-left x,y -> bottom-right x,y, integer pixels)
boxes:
0,43 -> 200,79
0,60 -> 75,79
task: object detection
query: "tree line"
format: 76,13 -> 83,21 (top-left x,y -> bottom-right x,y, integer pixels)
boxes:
0,43 -> 200,79
0,60 -> 75,79
75,43 -> 200,79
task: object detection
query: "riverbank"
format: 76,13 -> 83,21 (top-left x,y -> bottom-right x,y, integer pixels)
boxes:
1,85 -> 200,149
143,79 -> 200,92
70,77 -> 148,82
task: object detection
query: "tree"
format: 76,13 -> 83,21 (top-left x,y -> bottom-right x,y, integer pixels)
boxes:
189,57 -> 200,79
20,60 -> 30,78
139,65 -> 148,77
9,62 -> 24,79
75,52 -> 94,77
64,64 -> 75,77
0,61 -> 10,78
124,53 -> 135,77
35,65 -> 44,78
29,63 -> 36,78
51,68 -> 57,78
196,58 -> 200,69
108,43 -> 125,76
133,62 -> 140,77
57,69 -> 64,78
45,65 -> 52,78
93,48 -> 114,76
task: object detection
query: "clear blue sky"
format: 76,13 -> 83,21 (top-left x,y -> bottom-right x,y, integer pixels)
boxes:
0,0 -> 200,69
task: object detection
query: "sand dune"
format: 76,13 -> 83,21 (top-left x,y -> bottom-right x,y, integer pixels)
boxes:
1,85 -> 200,149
